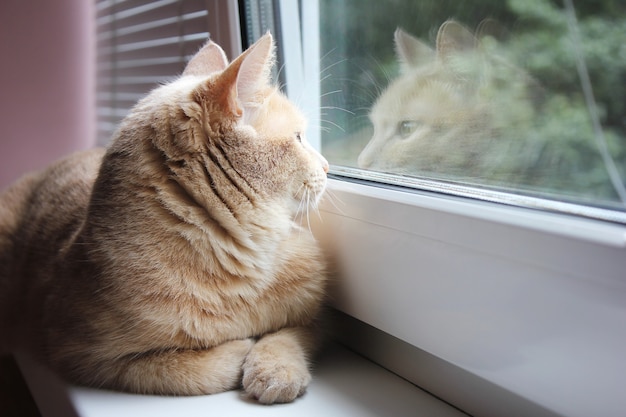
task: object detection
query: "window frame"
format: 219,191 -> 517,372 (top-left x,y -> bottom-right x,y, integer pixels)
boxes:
276,2 -> 626,416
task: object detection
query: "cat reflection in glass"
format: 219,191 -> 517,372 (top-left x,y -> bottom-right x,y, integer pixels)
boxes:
358,20 -> 543,186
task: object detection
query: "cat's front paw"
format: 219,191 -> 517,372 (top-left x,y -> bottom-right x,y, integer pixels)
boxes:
241,346 -> 311,404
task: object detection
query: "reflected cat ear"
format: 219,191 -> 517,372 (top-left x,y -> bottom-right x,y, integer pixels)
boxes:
394,28 -> 434,72
476,18 -> 509,43
183,40 -> 229,76
436,20 -> 476,60
207,33 -> 275,117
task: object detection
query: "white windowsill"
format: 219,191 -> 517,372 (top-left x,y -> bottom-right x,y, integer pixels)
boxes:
312,178 -> 626,417
16,344 -> 467,417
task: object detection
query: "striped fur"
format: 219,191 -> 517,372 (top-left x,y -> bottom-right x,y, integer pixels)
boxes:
0,34 -> 329,404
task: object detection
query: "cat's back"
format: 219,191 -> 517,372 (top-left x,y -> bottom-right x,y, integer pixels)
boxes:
0,148 -> 105,245
0,148 -> 105,349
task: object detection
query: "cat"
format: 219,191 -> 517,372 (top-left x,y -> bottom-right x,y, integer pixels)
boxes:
357,20 -> 543,186
0,33 -> 329,404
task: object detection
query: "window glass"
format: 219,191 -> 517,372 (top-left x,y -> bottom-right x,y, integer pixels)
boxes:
319,0 -> 626,215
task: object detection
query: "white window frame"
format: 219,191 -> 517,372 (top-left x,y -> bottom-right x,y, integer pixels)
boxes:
276,0 -> 321,151
278,2 -> 626,417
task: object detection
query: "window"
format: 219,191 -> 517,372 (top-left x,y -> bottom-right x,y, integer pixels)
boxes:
318,0 -> 626,222
96,1 -> 626,416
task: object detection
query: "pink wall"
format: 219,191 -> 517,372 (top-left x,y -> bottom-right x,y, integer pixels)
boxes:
0,0 -> 95,190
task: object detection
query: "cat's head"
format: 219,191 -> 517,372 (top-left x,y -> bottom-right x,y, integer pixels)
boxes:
357,21 -> 490,175
357,21 -> 536,178
115,34 -> 328,220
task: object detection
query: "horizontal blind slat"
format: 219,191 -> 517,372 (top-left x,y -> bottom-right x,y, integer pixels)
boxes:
97,22 -> 209,50
100,56 -> 190,70
96,0 -> 179,26
98,107 -> 134,118
97,92 -> 146,102
96,0 -> 210,146
97,10 -> 208,42
100,32 -> 208,54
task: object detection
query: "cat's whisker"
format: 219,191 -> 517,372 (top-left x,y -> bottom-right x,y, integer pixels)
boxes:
319,58 -> 347,74
334,77 -> 381,103
319,48 -> 338,64
320,106 -> 355,115
354,106 -> 373,114
322,189 -> 346,216
294,184 -> 311,226
313,195 -> 324,224
353,63 -> 386,97
305,189 -> 314,234
304,118 -> 329,132
367,53 -> 394,86
319,89 -> 343,98
274,60 -> 288,90
307,123 -> 331,134
320,73 -> 337,84
293,189 -> 311,241
319,119 -> 346,133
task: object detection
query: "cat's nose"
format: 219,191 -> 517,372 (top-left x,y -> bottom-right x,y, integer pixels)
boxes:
320,156 -> 329,173
357,145 -> 373,168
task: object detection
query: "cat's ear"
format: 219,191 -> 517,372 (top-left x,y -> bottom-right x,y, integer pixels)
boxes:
394,28 -> 434,72
183,40 -> 229,76
207,33 -> 275,117
436,20 -> 476,60
230,32 -> 274,106
476,18 -> 509,43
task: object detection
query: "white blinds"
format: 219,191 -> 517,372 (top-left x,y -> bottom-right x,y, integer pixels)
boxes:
96,0 -> 211,145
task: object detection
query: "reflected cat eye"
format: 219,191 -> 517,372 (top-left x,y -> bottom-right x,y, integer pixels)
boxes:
397,120 -> 420,138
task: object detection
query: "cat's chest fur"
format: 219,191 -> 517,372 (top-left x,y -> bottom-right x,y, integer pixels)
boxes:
35,168 -> 324,354
88,219 -> 326,350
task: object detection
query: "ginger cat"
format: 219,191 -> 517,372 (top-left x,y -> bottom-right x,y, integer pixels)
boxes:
358,21 -> 541,185
0,33 -> 329,404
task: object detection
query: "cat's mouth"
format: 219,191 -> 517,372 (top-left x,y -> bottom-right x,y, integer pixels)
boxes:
295,176 -> 327,215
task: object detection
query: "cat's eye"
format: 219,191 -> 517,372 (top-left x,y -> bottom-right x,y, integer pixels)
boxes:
295,132 -> 302,143
397,120 -> 419,138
